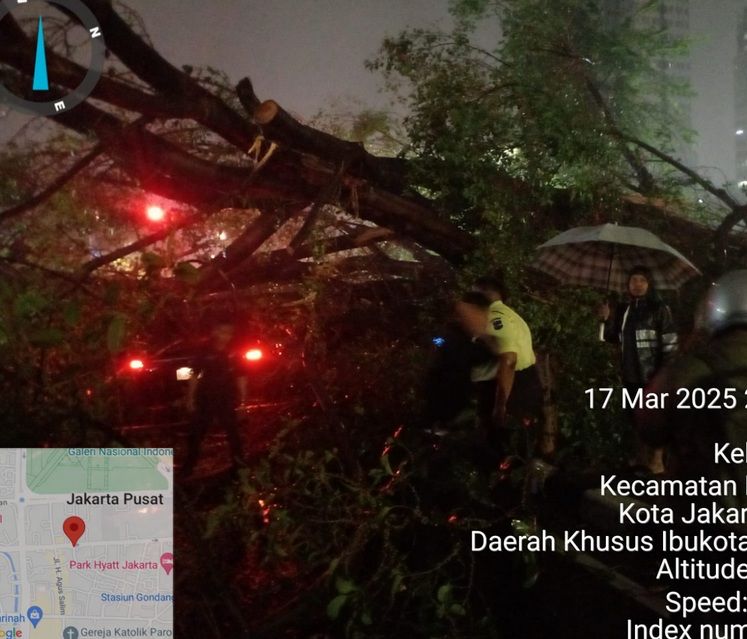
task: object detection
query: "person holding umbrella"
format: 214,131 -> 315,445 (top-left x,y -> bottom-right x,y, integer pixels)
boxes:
534,222 -> 699,471
598,265 -> 678,473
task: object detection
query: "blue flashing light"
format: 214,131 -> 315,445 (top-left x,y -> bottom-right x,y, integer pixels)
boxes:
432,336 -> 445,347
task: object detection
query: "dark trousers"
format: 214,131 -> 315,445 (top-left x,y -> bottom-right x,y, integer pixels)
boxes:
183,397 -> 243,474
475,365 -> 543,455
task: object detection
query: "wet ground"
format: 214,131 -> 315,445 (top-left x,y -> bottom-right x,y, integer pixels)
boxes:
115,400 -> 292,478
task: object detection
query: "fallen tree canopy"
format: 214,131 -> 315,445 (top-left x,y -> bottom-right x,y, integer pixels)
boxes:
0,0 -> 745,295
5,5 -> 747,636
0,0 -> 472,286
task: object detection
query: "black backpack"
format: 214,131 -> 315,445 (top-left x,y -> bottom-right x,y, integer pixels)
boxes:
422,323 -> 494,425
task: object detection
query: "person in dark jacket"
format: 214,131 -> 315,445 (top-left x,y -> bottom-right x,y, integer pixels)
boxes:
598,265 -> 678,472
182,320 -> 247,476
640,270 -> 747,507
422,292 -> 495,429
635,271 -> 747,613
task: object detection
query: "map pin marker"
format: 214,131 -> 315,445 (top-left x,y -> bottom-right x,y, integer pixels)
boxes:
63,516 -> 86,547
27,605 -> 43,628
160,552 -> 173,575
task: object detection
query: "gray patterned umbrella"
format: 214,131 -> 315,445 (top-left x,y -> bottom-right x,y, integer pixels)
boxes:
534,223 -> 701,292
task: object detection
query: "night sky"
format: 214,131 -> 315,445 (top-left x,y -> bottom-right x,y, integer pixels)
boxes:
123,0 -> 453,115
2,0 -> 746,185
690,0 -> 745,184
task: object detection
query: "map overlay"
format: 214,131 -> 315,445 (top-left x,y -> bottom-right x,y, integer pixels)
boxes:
0,448 -> 173,639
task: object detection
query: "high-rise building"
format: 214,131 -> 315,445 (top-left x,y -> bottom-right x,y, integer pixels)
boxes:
602,0 -> 695,167
735,6 -> 747,188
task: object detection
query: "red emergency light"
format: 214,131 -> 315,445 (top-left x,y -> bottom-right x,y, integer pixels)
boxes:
244,348 -> 263,362
145,205 -> 166,222
128,358 -> 145,371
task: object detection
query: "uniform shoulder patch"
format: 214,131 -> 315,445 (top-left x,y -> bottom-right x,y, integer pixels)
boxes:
492,318 -> 504,330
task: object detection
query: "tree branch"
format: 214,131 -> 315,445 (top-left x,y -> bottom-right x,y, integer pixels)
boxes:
196,208 -> 298,290
288,161 -> 349,254
47,99 -> 309,206
209,227 -> 398,289
81,0 -> 259,150
0,145 -> 104,224
221,252 -> 423,289
0,4 -> 475,264
626,135 -> 740,209
0,256 -> 102,299
237,78 -> 409,194
714,205 -> 747,260
619,136 -> 747,263
0,0 -> 259,150
0,11 -> 199,124
46,99 -> 473,262
584,79 -> 656,193
78,212 -> 205,276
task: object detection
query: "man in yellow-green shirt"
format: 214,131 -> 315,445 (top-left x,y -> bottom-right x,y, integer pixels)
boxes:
473,275 -> 543,454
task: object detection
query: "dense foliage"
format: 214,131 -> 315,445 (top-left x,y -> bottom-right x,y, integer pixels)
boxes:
0,1 -> 731,637
371,0 -> 692,218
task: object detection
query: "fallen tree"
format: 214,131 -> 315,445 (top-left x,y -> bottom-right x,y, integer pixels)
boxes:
1,0 -> 744,294
5,3 -> 747,636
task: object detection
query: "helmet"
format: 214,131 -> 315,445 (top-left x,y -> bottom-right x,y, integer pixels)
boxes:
705,270 -> 747,334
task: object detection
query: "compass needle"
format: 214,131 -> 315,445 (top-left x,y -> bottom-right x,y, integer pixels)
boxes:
32,16 -> 49,91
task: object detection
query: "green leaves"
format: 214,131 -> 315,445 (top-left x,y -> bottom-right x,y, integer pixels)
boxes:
62,301 -> 81,327
13,290 -> 48,319
326,594 -> 349,620
106,313 -> 127,353
436,582 -> 467,618
511,518 -> 540,588
141,251 -> 166,276
371,0 -> 693,224
335,576 -> 357,595
326,577 -> 358,620
28,327 -> 65,347
436,583 -> 452,603
380,453 -> 394,476
173,261 -> 201,285
390,570 -> 405,600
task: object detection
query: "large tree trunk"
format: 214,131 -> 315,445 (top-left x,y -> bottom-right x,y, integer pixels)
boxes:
1,0 -> 744,283
0,1 -> 473,273
535,351 -> 559,460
